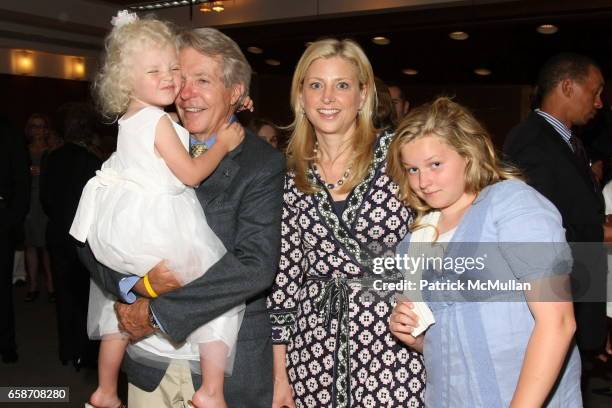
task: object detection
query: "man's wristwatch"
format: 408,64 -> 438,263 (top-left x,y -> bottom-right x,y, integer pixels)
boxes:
148,305 -> 161,332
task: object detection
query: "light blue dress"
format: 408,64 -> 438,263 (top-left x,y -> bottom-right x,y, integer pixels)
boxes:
398,180 -> 582,407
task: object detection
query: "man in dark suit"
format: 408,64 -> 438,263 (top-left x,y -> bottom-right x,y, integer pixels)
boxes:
40,103 -> 102,368
0,115 -> 30,363
504,53 -> 607,352
78,28 -> 284,407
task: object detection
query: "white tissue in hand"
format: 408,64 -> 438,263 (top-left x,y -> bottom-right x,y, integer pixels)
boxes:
411,301 -> 435,337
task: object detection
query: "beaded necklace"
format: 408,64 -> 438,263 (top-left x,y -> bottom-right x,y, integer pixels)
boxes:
312,141 -> 353,190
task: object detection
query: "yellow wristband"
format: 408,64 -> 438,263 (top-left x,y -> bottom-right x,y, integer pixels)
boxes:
143,274 -> 158,298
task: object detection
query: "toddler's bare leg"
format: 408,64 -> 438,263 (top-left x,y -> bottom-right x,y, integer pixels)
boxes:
89,334 -> 128,408
189,341 -> 228,408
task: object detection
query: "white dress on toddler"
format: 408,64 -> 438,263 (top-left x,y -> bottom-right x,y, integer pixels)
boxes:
70,106 -> 244,371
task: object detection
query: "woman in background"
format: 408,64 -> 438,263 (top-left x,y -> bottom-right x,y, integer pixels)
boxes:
23,113 -> 54,302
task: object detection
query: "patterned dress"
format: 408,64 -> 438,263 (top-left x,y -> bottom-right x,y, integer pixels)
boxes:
268,131 -> 426,408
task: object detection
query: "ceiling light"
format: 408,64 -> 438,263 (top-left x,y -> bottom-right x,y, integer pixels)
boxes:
211,1 -> 224,12
13,50 -> 34,75
68,56 -> 86,80
371,36 -> 390,45
474,68 -> 492,76
265,59 -> 280,66
449,31 -> 469,40
536,24 -> 558,35
402,68 -> 418,76
199,1 -> 224,12
131,0 -> 219,11
247,46 -> 263,54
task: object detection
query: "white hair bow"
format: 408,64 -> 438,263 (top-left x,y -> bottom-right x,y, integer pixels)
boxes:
111,10 -> 138,27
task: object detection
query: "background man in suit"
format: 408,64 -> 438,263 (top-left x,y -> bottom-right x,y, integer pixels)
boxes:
78,28 -> 284,407
388,83 -> 410,121
0,115 -> 30,363
41,103 -> 102,368
504,53 -> 607,353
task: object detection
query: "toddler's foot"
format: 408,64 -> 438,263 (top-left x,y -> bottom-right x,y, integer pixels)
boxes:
87,388 -> 123,408
189,389 -> 228,408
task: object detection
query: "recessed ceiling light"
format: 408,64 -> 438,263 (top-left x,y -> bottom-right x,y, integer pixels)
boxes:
449,31 -> 469,40
402,68 -> 418,76
265,59 -> 280,66
372,36 -> 390,45
536,24 -> 558,35
247,46 -> 263,54
474,68 -> 492,76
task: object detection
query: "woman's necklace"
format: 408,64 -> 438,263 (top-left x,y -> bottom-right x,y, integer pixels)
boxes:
312,141 -> 352,190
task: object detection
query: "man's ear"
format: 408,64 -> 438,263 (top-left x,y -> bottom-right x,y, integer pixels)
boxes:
230,83 -> 245,106
560,78 -> 574,98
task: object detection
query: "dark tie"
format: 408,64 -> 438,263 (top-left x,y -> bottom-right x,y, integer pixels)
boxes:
569,135 -> 598,190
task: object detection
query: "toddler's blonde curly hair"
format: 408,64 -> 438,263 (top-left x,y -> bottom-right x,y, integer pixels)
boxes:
93,18 -> 177,119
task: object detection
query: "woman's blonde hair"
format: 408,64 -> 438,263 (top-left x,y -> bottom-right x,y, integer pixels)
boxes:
387,97 -> 522,229
286,38 -> 378,194
93,18 -> 177,119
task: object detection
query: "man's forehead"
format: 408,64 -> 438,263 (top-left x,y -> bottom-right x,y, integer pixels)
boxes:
180,50 -> 223,74
180,48 -> 220,62
388,86 -> 404,100
593,68 -> 605,88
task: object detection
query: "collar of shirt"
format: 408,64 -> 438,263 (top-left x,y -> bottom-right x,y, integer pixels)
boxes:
189,115 -> 237,149
534,109 -> 573,150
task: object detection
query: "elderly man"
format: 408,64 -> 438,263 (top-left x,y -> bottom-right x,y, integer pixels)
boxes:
504,53 -> 607,354
79,28 -> 284,407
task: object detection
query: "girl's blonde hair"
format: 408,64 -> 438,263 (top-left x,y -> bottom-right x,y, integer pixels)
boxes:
387,97 -> 522,229
93,18 -> 177,119
286,38 -> 377,194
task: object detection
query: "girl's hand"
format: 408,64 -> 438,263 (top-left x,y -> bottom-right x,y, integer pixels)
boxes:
237,96 -> 254,113
272,376 -> 296,408
217,122 -> 245,152
389,300 -> 424,351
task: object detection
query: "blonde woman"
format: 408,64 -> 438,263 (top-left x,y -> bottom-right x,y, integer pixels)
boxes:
268,39 -> 425,408
387,97 -> 581,407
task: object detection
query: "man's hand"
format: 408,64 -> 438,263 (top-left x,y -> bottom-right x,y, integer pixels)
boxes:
115,298 -> 154,342
133,260 -> 181,297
